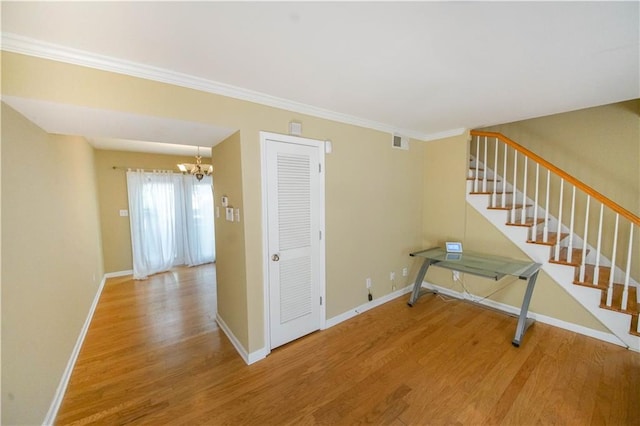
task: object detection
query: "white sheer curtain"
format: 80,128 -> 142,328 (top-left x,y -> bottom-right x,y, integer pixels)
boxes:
182,175 -> 215,266
126,170 -> 215,280
127,170 -> 180,279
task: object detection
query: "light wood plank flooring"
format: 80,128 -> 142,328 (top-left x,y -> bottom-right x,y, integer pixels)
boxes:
56,264 -> 640,425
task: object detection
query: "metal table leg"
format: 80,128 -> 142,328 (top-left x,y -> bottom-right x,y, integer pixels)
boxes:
407,258 -> 435,306
512,270 -> 539,347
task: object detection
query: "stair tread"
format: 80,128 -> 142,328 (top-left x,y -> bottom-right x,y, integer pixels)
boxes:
549,247 -> 588,267
508,218 -> 546,227
470,189 -> 505,195
487,203 -> 532,210
573,264 -> 611,287
599,284 -> 639,315
528,231 -> 568,246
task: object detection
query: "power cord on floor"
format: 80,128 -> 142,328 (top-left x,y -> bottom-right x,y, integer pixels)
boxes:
436,293 -> 458,303
454,273 -> 516,303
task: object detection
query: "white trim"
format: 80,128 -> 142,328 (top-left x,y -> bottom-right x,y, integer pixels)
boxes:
325,285 -> 413,329
318,149 -> 327,331
0,32 -> 464,142
104,269 -> 133,278
420,281 -> 626,348
215,314 -> 268,365
43,274 -> 107,425
260,135 -> 272,357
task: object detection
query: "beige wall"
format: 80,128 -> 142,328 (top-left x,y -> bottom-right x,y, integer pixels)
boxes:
1,103 -> 104,424
212,132 -> 249,349
422,133 -> 469,247
482,100 -> 640,282
483,100 -> 640,216
94,149 -> 201,273
323,126 -> 424,317
2,52 -> 427,353
235,120 -> 425,350
421,132 -> 607,332
1,51 -> 626,423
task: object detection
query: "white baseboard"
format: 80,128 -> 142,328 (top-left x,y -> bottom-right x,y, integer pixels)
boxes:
215,314 -> 268,365
104,269 -> 133,278
325,284 -> 413,329
43,274 -> 107,425
232,286 -> 415,365
421,281 -> 626,348
221,277 -> 625,367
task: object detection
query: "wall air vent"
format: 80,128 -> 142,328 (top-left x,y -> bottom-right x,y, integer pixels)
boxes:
392,134 -> 409,150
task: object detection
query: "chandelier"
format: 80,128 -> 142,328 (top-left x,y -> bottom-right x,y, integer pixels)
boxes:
177,147 -> 213,181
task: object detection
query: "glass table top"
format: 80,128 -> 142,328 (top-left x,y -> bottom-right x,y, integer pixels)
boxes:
410,247 -> 541,280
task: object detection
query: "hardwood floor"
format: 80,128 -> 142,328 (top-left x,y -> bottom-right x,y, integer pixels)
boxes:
56,265 -> 640,425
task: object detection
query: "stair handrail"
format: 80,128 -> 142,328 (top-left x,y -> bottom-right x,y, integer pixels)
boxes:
470,130 -> 640,227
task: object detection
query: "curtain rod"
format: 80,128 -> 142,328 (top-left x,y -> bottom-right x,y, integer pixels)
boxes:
112,166 -> 182,173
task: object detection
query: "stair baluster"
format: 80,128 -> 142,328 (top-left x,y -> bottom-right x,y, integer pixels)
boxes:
622,225 -> 634,310
521,157 -> 528,225
532,164 -> 540,241
482,136 -> 488,193
554,179 -> 564,262
474,137 -> 480,193
511,151 -> 518,224
567,186 -> 576,264
606,214 -> 619,307
468,131 -> 640,345
492,138 -> 498,208
579,196 -> 591,282
543,170 -> 550,243
593,204 -> 604,285
502,143 -> 507,208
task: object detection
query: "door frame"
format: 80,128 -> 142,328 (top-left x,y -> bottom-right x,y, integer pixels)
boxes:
260,131 -> 326,354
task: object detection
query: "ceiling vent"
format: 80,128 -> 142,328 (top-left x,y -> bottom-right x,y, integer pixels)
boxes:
392,134 -> 409,150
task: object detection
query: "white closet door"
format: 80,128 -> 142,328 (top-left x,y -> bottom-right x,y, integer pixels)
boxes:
265,136 -> 322,349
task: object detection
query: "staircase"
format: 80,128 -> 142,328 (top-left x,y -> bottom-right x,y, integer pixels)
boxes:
467,131 -> 639,351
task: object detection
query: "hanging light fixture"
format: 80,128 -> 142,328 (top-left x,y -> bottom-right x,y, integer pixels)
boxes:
177,146 -> 213,181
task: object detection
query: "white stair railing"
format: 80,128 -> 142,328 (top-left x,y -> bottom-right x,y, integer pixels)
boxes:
469,131 -> 639,336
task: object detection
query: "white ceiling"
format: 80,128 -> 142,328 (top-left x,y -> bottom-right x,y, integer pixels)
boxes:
1,95 -> 230,156
1,1 -> 639,154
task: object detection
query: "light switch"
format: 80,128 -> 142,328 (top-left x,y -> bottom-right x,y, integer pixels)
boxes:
119,209 -> 129,217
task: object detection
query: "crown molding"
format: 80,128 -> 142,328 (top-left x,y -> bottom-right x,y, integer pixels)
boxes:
1,32 -> 464,142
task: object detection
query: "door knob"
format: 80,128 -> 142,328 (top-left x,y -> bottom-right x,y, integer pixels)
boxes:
272,254 -> 280,262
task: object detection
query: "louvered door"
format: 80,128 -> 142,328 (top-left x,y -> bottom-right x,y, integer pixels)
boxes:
265,136 -> 322,349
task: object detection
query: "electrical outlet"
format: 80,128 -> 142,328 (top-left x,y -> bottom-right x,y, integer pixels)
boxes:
390,272 -> 396,280
402,267 -> 408,277
366,278 -> 372,289
453,270 -> 460,281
